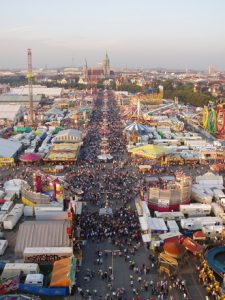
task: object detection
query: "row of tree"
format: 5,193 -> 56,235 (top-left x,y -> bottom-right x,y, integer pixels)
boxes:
161,80 -> 219,107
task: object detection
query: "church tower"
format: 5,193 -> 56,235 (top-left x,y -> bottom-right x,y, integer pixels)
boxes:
103,52 -> 110,79
82,59 -> 88,83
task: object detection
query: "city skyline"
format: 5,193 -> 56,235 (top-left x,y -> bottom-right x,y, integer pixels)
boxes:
0,0 -> 225,69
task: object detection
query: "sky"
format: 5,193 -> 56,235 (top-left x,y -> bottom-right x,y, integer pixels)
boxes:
0,0 -> 225,70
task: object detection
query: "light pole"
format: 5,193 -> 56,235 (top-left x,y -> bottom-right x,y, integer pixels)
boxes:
104,250 -> 120,283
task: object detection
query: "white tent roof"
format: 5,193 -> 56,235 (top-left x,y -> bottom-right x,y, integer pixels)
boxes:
15,220 -> 70,258
4,179 -> 27,195
45,107 -> 64,116
97,154 -> 113,161
147,217 -> 168,232
53,129 -> 82,142
0,138 -> 22,157
0,104 -> 23,121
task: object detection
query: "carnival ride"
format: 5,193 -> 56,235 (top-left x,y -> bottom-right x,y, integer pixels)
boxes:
21,172 -> 64,206
203,103 -> 225,138
33,172 -> 64,202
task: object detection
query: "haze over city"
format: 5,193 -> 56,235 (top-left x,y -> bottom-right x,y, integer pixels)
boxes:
1,0 -> 225,70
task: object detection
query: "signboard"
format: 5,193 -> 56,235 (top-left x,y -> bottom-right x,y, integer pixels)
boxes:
25,254 -> 70,263
158,198 -> 169,208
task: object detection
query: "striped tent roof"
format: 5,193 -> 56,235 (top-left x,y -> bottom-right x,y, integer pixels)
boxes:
125,123 -> 149,134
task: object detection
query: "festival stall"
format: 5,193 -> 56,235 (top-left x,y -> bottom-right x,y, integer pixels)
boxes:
0,158 -> 15,168
20,153 -> 42,163
44,143 -> 80,163
50,256 -> 76,290
128,144 -> 170,160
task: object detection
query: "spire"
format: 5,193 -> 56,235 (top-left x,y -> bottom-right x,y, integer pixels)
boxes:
103,51 -> 110,79
83,58 -> 88,83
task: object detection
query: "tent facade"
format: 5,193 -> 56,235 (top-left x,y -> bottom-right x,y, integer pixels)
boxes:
15,221 -> 71,258
53,129 -> 82,143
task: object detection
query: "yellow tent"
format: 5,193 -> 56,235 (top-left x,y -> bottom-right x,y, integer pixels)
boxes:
128,144 -> 169,159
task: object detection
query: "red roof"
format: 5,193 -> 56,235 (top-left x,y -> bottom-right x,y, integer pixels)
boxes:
182,237 -> 203,254
164,242 -> 186,258
193,231 -> 206,240
164,235 -> 184,243
88,69 -> 104,76
20,153 -> 42,162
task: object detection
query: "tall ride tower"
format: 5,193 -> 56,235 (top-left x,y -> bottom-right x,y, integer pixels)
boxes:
27,49 -> 34,124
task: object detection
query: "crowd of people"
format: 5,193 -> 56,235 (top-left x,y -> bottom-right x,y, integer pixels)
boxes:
69,90 -> 192,300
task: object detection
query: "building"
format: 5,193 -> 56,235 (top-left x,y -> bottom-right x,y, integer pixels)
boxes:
0,94 -> 43,106
79,53 -> 114,84
9,85 -> 63,98
0,104 -> 25,124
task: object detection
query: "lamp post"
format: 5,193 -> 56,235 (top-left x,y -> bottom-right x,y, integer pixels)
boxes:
104,250 -> 120,283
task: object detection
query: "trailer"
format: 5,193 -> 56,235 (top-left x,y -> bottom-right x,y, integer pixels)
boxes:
1,201 -> 14,213
34,204 -> 63,212
154,211 -> 184,221
180,203 -> 211,217
181,217 -> 223,231
0,240 -> 8,255
1,263 -> 39,280
211,202 -> 224,217
167,220 -> 179,232
3,192 -> 15,202
202,225 -> 224,238
159,231 -> 182,242
35,211 -> 68,221
4,192 -> 16,201
3,204 -> 24,230
213,189 -> 225,204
